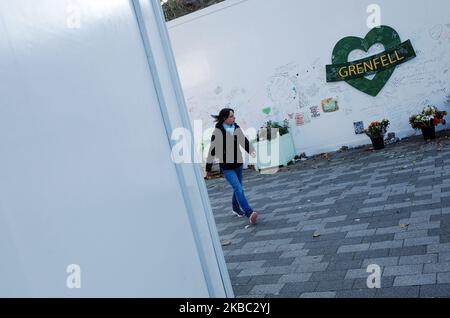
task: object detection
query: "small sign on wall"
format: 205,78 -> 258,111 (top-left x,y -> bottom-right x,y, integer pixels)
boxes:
321,98 -> 339,113
295,113 -> 305,126
310,106 -> 321,118
354,121 -> 365,135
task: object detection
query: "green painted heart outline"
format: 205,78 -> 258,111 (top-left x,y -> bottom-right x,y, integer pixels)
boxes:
332,26 -> 402,97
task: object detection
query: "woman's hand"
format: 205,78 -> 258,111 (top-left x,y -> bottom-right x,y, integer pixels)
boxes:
251,152 -> 257,159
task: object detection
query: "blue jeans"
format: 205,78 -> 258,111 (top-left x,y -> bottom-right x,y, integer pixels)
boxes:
223,165 -> 253,217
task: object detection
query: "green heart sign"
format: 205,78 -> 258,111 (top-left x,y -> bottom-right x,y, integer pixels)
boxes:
327,26 -> 416,97
262,107 -> 272,115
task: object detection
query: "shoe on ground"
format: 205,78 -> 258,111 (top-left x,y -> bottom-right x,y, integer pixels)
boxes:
249,212 -> 258,225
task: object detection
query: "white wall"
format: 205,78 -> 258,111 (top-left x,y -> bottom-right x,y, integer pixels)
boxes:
168,0 -> 450,156
0,0 -> 231,297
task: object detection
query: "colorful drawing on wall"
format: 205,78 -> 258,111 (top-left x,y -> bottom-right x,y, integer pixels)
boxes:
326,26 -> 417,96
262,107 -> 272,115
298,91 -> 310,109
321,98 -> 339,113
354,121 -> 365,135
267,62 -> 300,107
342,107 -> 353,116
310,106 -> 321,118
306,83 -> 320,98
295,113 -> 305,126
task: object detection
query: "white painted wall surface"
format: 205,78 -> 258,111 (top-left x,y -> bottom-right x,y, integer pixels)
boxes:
0,0 -> 231,297
168,0 -> 450,156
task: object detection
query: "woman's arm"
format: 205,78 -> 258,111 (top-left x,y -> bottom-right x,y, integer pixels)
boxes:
237,128 -> 256,155
205,129 -> 218,173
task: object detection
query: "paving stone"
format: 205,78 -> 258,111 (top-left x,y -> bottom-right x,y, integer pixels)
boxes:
336,289 -> 377,298
404,236 -> 440,247
394,274 -> 436,287
278,282 -> 319,297
420,284 -> 450,297
278,273 -> 313,284
249,284 -> 284,296
337,244 -> 371,254
315,279 -> 355,292
376,286 -> 420,298
399,254 -> 438,265
437,272 -> 450,284
423,262 -> 450,273
362,257 -> 399,267
383,264 -> 423,277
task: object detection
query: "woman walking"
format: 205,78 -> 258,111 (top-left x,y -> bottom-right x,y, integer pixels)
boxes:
205,108 -> 259,225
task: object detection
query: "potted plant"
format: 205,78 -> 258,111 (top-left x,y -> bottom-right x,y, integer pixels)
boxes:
257,119 -> 290,141
252,119 -> 296,171
365,119 -> 390,150
409,105 -> 447,140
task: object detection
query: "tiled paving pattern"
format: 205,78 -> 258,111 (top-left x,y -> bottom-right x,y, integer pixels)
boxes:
206,132 -> 450,298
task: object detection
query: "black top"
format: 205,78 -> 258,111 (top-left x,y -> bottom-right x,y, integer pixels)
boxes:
205,123 -> 255,172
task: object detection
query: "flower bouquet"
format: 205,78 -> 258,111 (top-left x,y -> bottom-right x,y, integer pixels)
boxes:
365,119 -> 390,150
409,106 -> 447,140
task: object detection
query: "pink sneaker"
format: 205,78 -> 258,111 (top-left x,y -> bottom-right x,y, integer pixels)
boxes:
249,212 -> 258,225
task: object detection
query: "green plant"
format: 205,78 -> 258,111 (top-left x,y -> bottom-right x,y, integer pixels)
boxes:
365,119 -> 390,139
258,119 -> 290,141
409,105 -> 447,130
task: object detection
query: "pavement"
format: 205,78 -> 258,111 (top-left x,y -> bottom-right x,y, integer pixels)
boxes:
206,130 -> 450,298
